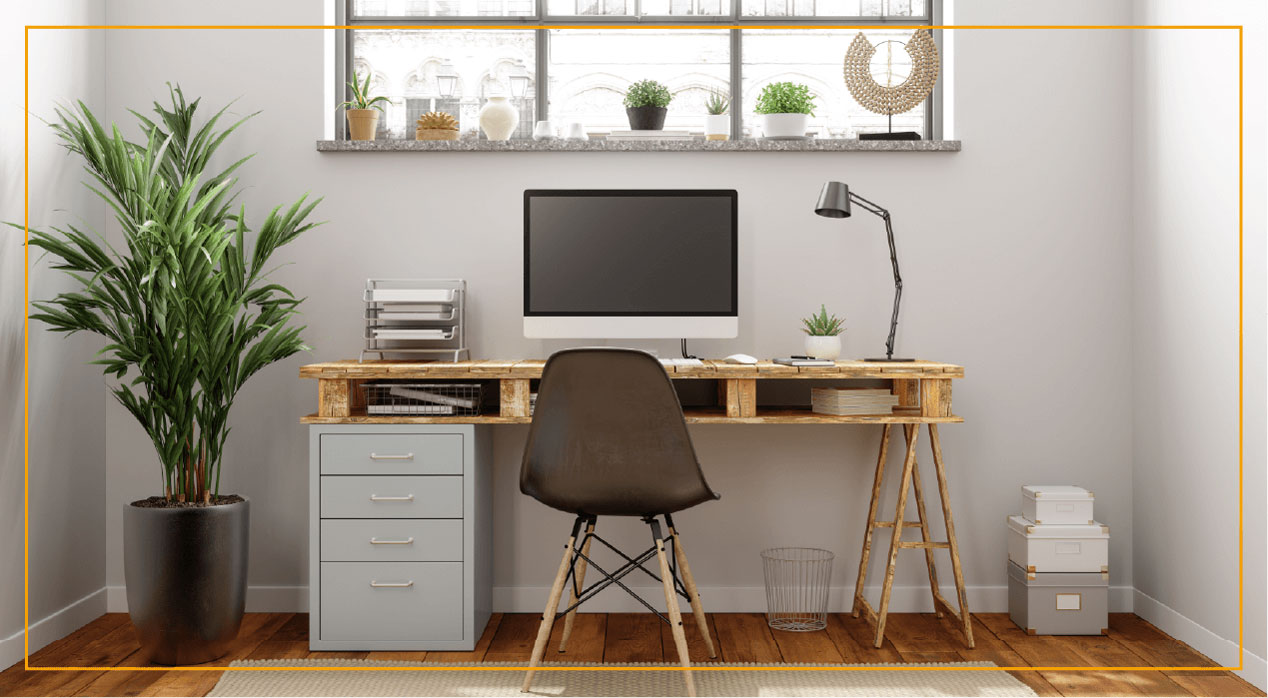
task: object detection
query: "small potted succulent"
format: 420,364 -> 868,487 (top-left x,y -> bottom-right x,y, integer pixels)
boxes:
339,71 -> 389,141
754,81 -> 816,139
624,79 -> 672,130
705,90 -> 730,141
416,111 -> 460,141
801,304 -> 845,360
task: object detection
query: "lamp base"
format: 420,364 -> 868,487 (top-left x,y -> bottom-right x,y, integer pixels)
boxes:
859,131 -> 921,141
864,357 -> 916,362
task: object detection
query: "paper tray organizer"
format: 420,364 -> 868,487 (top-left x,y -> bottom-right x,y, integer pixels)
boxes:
361,279 -> 469,362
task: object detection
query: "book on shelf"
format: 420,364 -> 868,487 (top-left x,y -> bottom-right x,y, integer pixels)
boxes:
388,385 -> 479,410
810,387 -> 899,416
367,403 -> 456,415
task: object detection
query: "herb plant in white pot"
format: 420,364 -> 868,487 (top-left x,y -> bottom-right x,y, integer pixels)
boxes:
755,82 -> 816,139
705,91 -> 730,141
801,305 -> 845,360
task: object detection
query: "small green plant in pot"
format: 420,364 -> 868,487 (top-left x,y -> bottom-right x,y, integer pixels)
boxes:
624,79 -> 672,130
754,81 -> 816,139
801,305 -> 845,360
339,70 -> 390,140
705,90 -> 730,141
23,85 -> 322,664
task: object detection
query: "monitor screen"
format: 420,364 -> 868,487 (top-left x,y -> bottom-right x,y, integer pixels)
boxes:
524,190 -> 737,317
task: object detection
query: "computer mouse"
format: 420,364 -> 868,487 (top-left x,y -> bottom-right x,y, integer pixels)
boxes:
724,353 -> 759,365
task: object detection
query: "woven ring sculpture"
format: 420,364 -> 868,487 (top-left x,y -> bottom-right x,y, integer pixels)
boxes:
843,28 -> 940,117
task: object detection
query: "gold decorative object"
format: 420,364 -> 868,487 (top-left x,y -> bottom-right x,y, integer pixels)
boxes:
843,28 -> 940,119
416,111 -> 460,141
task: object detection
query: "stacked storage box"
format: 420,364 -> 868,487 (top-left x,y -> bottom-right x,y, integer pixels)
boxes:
1007,485 -> 1110,635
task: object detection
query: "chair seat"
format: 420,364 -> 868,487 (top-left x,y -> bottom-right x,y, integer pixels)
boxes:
530,483 -> 720,518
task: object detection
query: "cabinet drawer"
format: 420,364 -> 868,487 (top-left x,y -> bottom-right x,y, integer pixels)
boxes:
320,433 -> 464,475
320,562 -> 463,642
321,520 -> 462,562
321,476 -> 462,519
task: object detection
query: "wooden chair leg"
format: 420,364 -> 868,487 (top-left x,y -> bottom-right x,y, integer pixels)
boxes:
668,522 -> 717,659
906,425 -> 943,618
558,518 -> 595,653
929,424 -> 974,648
522,519 -> 581,693
853,424 -> 892,617
874,424 -> 918,648
654,521 -> 696,697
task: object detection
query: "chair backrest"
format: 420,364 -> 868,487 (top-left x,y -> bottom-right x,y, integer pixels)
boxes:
520,348 -> 718,517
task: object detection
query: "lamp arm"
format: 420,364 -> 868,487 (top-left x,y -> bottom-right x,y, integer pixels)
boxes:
848,192 -> 901,361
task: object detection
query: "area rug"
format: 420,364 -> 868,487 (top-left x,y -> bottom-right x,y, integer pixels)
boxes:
208,659 -> 1038,697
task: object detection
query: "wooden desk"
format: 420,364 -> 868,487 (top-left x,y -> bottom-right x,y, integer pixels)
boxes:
300,358 -> 973,649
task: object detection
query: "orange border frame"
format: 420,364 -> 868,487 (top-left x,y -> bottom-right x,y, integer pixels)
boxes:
21,23 -> 1245,676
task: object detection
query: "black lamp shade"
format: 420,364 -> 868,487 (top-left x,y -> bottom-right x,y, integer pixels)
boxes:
815,181 -> 851,219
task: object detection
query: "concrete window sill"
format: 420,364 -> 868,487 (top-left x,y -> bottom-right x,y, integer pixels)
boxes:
315,139 -> 962,153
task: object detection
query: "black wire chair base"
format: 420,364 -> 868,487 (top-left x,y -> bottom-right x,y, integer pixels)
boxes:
553,514 -> 690,628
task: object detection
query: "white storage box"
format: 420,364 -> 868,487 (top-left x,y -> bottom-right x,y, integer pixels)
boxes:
1022,485 -> 1095,525
1007,515 -> 1109,573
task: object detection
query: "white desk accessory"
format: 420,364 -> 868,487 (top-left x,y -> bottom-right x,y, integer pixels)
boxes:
724,353 -> 758,365
362,279 -> 469,362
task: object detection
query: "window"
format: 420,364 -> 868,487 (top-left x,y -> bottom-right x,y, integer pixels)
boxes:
342,0 -> 938,139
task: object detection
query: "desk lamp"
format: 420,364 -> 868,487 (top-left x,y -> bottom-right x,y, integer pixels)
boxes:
814,181 -> 913,362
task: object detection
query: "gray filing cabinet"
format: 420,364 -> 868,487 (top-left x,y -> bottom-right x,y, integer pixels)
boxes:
309,424 -> 491,650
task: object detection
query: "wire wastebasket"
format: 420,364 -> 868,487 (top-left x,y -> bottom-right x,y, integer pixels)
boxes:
761,547 -> 835,632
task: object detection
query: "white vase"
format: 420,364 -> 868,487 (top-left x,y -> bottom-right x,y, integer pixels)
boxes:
759,113 -> 809,139
804,335 -> 842,360
478,97 -> 518,141
705,114 -> 730,141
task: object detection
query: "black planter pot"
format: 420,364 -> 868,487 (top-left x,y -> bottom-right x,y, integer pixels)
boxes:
123,497 -> 249,665
626,106 -> 667,130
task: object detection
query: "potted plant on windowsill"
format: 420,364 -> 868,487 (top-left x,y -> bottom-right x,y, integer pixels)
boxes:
801,305 -> 845,360
755,81 -> 816,139
340,70 -> 389,141
624,79 -> 672,131
23,86 -> 321,665
705,90 -> 730,141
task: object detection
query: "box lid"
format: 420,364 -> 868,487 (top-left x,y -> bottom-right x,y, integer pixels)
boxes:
1008,560 -> 1109,587
1008,515 -> 1109,538
1022,485 -> 1094,502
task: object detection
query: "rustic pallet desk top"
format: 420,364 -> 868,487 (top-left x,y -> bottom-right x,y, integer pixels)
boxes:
300,359 -> 963,425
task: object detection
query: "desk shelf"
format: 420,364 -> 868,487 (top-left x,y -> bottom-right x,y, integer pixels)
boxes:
300,407 -> 962,425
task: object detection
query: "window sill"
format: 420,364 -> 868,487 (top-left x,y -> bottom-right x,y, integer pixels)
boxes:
315,138 -> 961,153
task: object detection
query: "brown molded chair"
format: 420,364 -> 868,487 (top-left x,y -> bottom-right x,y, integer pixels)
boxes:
519,348 -> 720,696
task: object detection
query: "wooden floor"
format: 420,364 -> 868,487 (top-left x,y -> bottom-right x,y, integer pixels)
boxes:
1,612 -> 1261,697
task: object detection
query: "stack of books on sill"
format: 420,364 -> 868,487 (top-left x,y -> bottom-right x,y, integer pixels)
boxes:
605,130 -> 696,142
809,387 -> 900,416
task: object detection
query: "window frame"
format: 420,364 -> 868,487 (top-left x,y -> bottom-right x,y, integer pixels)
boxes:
338,0 -> 941,141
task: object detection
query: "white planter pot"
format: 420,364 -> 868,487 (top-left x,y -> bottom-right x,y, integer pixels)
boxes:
759,113 -> 809,139
804,335 -> 842,360
705,114 -> 730,141
478,97 -> 518,141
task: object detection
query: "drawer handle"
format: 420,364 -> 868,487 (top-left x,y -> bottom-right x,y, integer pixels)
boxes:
369,580 -> 414,588
370,537 -> 416,545
370,452 -> 415,461
369,494 -> 415,502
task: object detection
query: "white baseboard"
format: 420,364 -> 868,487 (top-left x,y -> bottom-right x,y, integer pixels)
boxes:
1133,589 -> 1266,690
0,587 -> 107,670
105,585 -> 308,614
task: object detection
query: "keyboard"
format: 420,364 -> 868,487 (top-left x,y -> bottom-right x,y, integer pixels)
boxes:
658,358 -> 705,367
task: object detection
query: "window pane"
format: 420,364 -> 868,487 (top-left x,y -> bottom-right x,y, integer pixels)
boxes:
741,28 -> 928,138
547,0 -> 729,16
741,0 -> 924,18
546,0 -> 632,15
352,0 -> 533,17
350,29 -> 536,139
547,30 -> 729,134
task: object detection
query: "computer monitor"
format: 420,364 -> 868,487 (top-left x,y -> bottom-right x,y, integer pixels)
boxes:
523,189 -> 738,339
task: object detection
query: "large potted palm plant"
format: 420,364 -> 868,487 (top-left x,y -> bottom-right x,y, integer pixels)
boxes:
25,86 -> 321,664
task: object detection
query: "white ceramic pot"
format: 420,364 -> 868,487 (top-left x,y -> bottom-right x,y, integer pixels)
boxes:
705,114 -> 730,141
478,97 -> 518,141
804,335 -> 842,360
759,113 -> 809,139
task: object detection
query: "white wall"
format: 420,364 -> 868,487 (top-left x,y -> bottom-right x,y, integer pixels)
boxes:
95,0 -> 1139,616
1131,0 -> 1267,688
0,2 -> 108,669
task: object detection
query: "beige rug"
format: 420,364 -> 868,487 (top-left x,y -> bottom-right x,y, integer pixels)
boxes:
208,659 -> 1038,697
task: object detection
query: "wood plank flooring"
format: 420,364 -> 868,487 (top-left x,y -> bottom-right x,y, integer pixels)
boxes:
1,613 -> 1260,697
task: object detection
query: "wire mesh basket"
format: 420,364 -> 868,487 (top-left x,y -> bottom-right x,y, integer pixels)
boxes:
362,382 -> 482,416
761,547 -> 835,632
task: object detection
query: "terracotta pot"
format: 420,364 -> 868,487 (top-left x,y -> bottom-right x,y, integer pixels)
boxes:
416,129 -> 460,141
345,109 -> 380,141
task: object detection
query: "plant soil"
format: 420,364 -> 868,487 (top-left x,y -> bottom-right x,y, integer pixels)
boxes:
130,494 -> 245,509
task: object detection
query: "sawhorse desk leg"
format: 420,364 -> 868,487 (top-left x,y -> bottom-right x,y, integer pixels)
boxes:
852,423 -> 974,649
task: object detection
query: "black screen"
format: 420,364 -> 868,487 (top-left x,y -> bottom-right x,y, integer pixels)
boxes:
525,191 -> 737,316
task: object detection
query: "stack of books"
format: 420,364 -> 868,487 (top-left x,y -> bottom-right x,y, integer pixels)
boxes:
810,388 -> 900,416
606,130 -> 695,142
